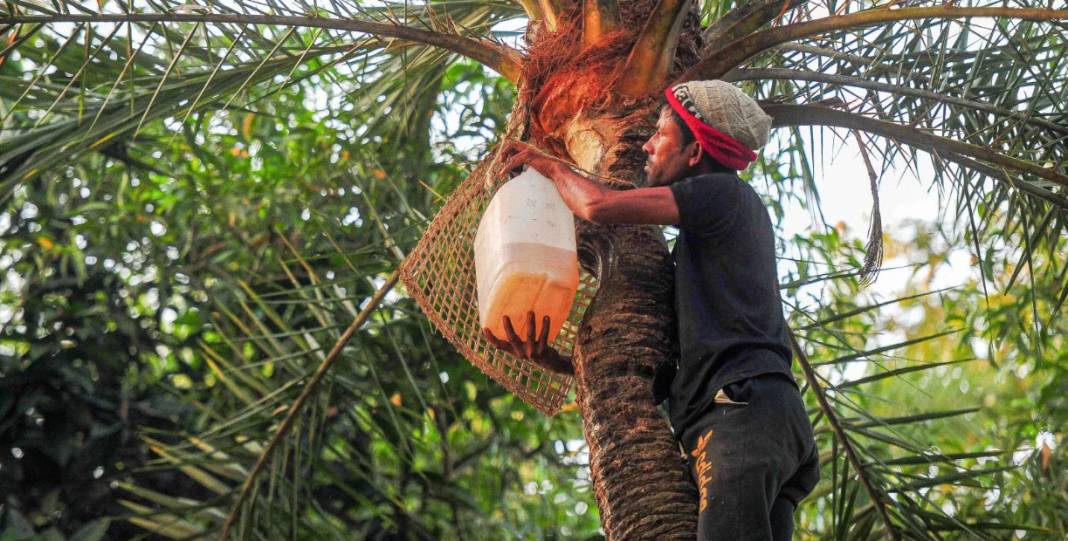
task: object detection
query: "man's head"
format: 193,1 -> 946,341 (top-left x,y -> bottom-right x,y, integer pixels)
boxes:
641,106 -> 706,187
642,80 -> 772,187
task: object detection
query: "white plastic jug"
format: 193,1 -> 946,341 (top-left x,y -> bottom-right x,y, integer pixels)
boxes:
474,167 -> 580,343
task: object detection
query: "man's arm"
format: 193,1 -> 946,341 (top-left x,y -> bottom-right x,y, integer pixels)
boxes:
501,143 -> 679,226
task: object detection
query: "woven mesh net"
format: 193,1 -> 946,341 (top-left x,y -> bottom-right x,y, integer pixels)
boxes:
400,157 -> 598,415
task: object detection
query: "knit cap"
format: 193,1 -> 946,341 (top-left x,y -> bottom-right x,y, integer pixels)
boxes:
668,80 -> 772,151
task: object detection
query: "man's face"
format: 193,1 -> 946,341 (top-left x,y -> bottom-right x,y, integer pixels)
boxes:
641,107 -> 699,187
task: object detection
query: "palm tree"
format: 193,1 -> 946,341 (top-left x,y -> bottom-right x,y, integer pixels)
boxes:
2,0 -> 1066,539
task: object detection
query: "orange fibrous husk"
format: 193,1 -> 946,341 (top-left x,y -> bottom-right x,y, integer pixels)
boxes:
524,23 -> 637,155
518,0 -> 699,156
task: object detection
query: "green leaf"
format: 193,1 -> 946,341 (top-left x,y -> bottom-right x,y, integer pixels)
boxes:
68,519 -> 111,541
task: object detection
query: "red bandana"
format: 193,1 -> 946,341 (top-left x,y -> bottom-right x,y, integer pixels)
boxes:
664,88 -> 758,170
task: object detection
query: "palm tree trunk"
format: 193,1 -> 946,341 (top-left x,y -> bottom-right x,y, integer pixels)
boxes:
560,109 -> 698,538
575,219 -> 696,539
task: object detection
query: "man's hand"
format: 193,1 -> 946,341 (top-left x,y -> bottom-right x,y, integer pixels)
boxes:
499,140 -> 563,178
483,311 -> 574,375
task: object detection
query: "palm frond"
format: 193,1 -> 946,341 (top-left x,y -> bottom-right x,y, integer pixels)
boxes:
742,2 -> 1068,321
0,0 -> 523,193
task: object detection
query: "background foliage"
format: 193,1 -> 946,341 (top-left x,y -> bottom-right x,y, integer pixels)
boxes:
1,0 -> 1065,539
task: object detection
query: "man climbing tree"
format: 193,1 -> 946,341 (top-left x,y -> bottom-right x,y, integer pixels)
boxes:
485,80 -> 819,540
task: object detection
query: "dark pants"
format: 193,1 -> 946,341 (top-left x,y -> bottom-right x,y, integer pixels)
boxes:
680,374 -> 819,541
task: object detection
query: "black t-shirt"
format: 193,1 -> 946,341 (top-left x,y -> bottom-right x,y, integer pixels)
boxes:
665,172 -> 794,437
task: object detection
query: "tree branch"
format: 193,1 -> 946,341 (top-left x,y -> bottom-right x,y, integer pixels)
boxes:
682,6 -> 1068,81
726,67 -> 1068,137
790,330 -> 901,541
702,0 -> 805,51
218,270 -> 401,540
583,0 -> 620,46
931,148 -> 1068,211
516,0 -> 544,23
537,0 -> 568,32
0,12 -> 524,83
615,0 -> 689,97
774,43 -> 932,88
764,103 -> 1068,191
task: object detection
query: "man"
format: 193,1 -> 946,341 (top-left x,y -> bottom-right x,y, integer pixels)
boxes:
484,80 -> 818,540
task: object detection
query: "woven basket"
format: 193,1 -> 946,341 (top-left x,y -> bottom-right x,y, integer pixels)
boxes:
400,155 -> 598,415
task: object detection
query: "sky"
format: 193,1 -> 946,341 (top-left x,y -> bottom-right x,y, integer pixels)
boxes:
776,133 -> 981,381
780,131 -> 977,299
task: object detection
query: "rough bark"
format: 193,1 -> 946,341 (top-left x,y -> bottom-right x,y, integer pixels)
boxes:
568,110 -> 698,540
575,218 -> 696,540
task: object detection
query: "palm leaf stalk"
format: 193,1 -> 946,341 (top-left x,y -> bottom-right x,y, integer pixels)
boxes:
686,6 -> 1068,81
765,104 -> 1068,194
790,329 -> 900,540
0,13 -> 522,82
218,269 -> 401,540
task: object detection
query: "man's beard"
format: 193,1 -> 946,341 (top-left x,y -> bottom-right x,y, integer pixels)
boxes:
639,165 -> 652,187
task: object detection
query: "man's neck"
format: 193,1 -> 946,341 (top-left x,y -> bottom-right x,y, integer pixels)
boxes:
689,160 -> 736,177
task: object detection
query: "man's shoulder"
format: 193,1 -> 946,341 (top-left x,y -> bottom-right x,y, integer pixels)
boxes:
672,172 -> 757,203
679,171 -> 741,185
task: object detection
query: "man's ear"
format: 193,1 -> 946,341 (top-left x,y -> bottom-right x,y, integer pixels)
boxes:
686,141 -> 704,167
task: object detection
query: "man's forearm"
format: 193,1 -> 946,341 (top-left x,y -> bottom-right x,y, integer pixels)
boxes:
542,162 -> 610,222
537,161 -> 680,226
